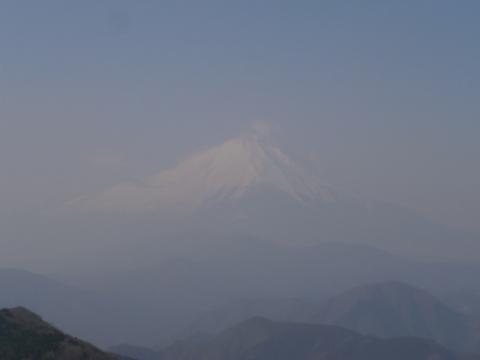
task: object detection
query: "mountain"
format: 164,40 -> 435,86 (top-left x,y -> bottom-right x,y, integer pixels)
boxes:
90,242 -> 480,347
178,281 -> 480,352
0,307 -> 120,360
120,317 -> 479,360
73,127 -> 336,216
71,125 -> 480,260
184,298 -> 321,336
317,281 -> 475,351
5,253 -> 480,349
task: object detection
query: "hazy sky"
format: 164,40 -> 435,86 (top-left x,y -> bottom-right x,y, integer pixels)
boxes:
1,0 -> 479,230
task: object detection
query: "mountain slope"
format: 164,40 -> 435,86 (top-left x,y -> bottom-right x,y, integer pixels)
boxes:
154,317 -> 478,360
317,281 -> 475,351
0,307 -> 118,360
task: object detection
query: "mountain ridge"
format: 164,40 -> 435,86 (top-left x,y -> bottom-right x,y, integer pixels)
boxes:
115,317 -> 480,360
0,307 -> 120,360
317,281 -> 476,351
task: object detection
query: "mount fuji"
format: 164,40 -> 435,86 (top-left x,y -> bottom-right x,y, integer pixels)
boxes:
72,126 -> 479,259
76,127 -> 337,215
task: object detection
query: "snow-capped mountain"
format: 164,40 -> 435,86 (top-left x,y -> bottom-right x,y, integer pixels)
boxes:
74,127 -> 336,215
71,125 -> 480,259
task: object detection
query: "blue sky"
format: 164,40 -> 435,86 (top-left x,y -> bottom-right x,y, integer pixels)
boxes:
0,0 -> 479,229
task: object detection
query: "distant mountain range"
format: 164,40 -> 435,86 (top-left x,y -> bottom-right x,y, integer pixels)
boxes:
0,307 -> 122,360
115,317 -> 479,360
317,281 -> 477,352
4,304 -> 477,360
3,280 -> 480,360
181,281 -> 480,353
4,246 -> 480,347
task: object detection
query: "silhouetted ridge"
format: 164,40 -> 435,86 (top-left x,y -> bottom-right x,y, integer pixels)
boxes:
0,307 -> 119,360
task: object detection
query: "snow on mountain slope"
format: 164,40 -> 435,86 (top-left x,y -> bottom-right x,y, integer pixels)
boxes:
73,127 -> 336,215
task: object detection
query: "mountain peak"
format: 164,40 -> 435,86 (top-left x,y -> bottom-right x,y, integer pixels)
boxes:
247,120 -> 273,141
